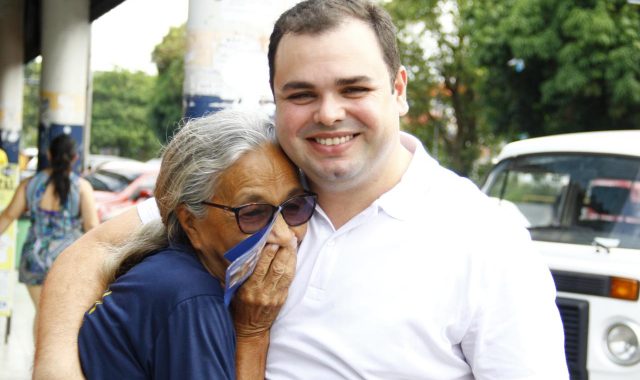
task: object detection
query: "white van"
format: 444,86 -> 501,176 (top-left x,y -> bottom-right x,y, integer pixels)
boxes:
481,130 -> 640,380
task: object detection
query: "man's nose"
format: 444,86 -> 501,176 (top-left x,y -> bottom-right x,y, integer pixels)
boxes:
314,94 -> 346,126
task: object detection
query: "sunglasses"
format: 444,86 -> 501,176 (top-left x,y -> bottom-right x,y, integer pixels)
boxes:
202,192 -> 318,234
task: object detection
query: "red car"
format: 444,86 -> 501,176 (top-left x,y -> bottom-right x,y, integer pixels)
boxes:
86,161 -> 159,222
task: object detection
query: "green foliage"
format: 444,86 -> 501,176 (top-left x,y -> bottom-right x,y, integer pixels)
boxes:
22,60 -> 40,148
91,24 -> 186,158
385,0 -> 489,177
386,0 -> 640,180
474,0 -> 640,138
90,70 -> 160,159
150,25 -> 186,143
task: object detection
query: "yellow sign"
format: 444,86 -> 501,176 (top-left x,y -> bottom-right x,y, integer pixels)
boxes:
0,150 -> 19,316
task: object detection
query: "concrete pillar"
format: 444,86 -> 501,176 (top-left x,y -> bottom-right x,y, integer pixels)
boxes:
0,0 -> 25,164
0,1 -> 23,297
38,0 -> 90,172
183,0 -> 299,118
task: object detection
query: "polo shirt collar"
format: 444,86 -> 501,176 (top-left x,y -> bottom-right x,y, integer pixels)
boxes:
374,132 -> 440,221
311,133 -> 441,227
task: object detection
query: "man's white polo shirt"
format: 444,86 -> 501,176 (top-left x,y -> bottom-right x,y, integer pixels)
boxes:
265,134 -> 568,379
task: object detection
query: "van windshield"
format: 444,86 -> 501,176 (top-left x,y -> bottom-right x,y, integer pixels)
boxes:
482,154 -> 640,249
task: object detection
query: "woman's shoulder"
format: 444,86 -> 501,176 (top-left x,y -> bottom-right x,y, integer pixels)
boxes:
116,246 -> 224,304
77,176 -> 93,190
16,176 -> 33,190
24,170 -> 49,194
26,170 -> 48,183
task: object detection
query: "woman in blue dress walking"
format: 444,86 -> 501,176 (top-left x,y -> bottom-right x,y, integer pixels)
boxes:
0,134 -> 99,338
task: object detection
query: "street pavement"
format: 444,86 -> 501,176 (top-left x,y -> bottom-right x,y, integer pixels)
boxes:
0,272 -> 35,380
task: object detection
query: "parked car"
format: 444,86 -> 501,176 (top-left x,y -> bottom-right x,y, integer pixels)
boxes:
85,161 -> 158,222
84,154 -> 143,174
23,154 -> 142,180
481,130 -> 640,380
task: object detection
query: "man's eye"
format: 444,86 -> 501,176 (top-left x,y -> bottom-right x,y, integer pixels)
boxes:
287,92 -> 315,101
342,87 -> 370,95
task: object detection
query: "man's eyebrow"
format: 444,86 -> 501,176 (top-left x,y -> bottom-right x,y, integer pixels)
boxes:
336,76 -> 372,86
280,76 -> 373,92
281,81 -> 314,92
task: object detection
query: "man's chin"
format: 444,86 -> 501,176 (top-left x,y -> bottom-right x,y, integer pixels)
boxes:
308,167 -> 365,191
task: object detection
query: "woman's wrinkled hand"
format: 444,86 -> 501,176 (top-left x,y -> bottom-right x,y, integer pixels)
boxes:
231,238 -> 297,338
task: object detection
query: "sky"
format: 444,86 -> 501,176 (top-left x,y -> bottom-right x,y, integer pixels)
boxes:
91,0 -> 189,74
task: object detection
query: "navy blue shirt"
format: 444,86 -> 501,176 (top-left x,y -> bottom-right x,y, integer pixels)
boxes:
79,245 -> 236,379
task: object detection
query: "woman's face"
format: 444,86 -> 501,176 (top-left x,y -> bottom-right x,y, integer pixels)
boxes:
186,143 -> 309,280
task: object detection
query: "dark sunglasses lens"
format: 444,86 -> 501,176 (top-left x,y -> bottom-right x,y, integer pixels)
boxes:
281,195 -> 317,226
238,204 -> 274,233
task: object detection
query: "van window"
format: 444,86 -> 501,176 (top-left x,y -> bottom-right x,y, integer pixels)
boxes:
483,154 -> 640,249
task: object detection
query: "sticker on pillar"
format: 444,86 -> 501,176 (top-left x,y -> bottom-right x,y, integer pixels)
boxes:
40,91 -> 85,125
0,150 -> 18,190
0,105 -> 21,131
184,95 -> 234,118
38,91 -> 85,169
0,148 -> 18,317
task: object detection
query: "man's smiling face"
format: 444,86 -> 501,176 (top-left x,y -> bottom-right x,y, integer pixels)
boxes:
272,18 -> 408,194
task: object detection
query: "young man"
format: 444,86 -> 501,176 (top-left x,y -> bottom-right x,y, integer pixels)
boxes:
35,1 -> 568,379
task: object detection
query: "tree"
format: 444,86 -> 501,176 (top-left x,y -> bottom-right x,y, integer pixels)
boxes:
473,0 -> 640,138
90,69 -> 159,159
149,24 -> 186,144
89,24 -> 188,159
385,0 -> 488,177
22,59 -> 40,148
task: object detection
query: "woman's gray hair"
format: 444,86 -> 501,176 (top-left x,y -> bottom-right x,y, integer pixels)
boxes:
103,109 -> 277,281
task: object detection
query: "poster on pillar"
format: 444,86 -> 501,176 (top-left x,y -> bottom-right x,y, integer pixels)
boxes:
0,149 -> 19,316
37,91 -> 85,172
0,104 -> 23,163
183,0 -> 299,118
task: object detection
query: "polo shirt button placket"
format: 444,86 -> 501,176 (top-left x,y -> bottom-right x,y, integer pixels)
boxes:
306,234 -> 341,301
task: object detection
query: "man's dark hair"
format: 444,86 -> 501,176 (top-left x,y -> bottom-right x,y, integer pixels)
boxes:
268,0 -> 400,92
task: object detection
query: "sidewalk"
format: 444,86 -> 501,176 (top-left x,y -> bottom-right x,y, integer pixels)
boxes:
0,273 -> 35,380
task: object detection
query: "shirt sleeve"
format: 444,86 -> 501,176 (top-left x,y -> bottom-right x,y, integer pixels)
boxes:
151,295 -> 236,380
137,197 -> 161,224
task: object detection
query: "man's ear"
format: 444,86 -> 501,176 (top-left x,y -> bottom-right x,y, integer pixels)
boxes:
176,204 -> 203,251
393,66 -> 409,116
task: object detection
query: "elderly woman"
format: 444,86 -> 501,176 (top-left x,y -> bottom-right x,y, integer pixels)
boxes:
78,110 -> 316,379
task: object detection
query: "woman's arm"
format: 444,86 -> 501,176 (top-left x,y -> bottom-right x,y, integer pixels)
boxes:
33,207 -> 143,380
0,179 -> 28,235
236,333 -> 271,380
78,178 -> 99,231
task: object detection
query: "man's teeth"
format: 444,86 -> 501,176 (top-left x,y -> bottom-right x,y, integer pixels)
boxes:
314,135 -> 354,146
